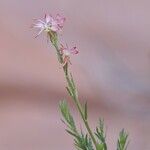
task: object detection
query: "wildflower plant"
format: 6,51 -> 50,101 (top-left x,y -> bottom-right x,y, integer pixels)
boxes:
32,13 -> 129,150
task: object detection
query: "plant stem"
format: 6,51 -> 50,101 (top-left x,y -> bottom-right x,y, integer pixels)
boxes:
76,100 -> 97,147
63,64 -> 98,149
51,38 -> 98,150
48,32 -> 63,64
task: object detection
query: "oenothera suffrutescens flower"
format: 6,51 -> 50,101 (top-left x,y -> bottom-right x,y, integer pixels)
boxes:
31,13 -> 129,150
60,44 -> 79,66
32,14 -> 66,37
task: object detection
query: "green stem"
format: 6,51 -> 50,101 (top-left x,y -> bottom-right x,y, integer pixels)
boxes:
63,63 -> 98,150
75,98 -> 98,149
51,35 -> 98,150
48,32 -> 63,64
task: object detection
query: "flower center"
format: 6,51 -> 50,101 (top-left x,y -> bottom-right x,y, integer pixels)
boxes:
44,23 -> 52,32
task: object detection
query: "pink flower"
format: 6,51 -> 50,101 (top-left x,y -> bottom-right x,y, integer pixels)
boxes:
32,14 -> 66,37
60,44 -> 79,65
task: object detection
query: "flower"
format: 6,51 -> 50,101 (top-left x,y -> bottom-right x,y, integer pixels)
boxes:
60,44 -> 79,66
32,14 -> 66,37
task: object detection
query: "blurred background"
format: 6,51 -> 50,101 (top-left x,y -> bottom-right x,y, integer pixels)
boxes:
0,0 -> 150,149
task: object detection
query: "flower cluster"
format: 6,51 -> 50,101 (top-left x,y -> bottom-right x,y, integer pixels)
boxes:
32,13 -> 78,65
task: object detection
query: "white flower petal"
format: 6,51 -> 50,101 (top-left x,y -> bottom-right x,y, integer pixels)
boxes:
45,14 -> 53,23
35,29 -> 44,38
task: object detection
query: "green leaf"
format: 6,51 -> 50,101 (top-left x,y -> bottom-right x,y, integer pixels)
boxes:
70,73 -> 76,89
96,143 -> 105,150
66,87 -> 73,97
117,129 -> 129,150
84,102 -> 88,120
66,129 -> 79,139
95,119 -> 107,150
74,132 -> 94,150
59,100 -> 76,131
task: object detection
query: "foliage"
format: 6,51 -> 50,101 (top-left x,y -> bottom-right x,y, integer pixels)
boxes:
117,129 -> 129,150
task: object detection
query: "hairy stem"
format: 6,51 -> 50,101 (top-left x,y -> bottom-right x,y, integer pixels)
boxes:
63,64 -> 98,149
51,40 -> 98,149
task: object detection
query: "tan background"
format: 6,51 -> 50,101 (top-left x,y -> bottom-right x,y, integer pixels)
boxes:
0,0 -> 150,149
